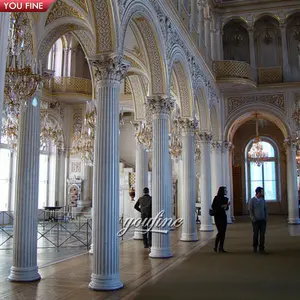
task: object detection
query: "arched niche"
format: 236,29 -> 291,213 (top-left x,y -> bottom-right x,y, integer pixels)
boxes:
254,16 -> 282,68
222,20 -> 250,63
286,13 -> 300,81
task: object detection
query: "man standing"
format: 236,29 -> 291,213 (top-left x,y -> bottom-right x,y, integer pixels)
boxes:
248,187 -> 268,254
134,187 -> 152,248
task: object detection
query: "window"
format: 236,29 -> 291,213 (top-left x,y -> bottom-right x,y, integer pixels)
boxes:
0,149 -> 11,210
246,139 -> 279,201
39,154 -> 49,209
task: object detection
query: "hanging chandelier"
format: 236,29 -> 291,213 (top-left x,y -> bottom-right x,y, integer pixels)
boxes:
248,114 -> 267,167
5,13 -> 42,106
169,106 -> 182,162
71,101 -> 96,166
40,110 -> 64,151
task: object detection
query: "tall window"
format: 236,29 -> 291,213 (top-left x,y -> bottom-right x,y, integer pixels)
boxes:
39,153 -> 49,209
47,38 -> 63,76
246,139 -> 278,201
0,149 -> 11,210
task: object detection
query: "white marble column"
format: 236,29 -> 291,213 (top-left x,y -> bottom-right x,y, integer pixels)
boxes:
197,0 -> 205,46
222,141 -> 233,224
88,55 -> 129,291
63,48 -> 70,77
280,24 -> 291,82
199,132 -> 214,231
0,13 -> 10,141
284,138 -> 300,224
133,130 -> 148,240
55,148 -> 66,207
204,16 -> 212,59
248,29 -> 257,70
147,96 -> 174,258
180,119 -> 198,241
211,141 -> 223,198
8,95 -> 41,282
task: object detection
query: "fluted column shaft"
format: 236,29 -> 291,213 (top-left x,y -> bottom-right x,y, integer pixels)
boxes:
222,141 -> 233,224
180,119 -> 198,241
9,96 -> 41,282
284,138 -> 300,224
280,24 -> 291,82
198,0 -> 205,46
147,96 -> 174,258
133,135 -> 148,240
0,13 -> 10,141
88,55 -> 129,291
211,141 -> 223,198
199,132 -> 214,231
249,30 -> 257,70
205,16 -> 212,58
81,165 -> 92,208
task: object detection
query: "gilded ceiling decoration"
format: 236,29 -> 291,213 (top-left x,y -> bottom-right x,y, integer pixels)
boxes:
46,0 -> 84,26
74,0 -> 88,12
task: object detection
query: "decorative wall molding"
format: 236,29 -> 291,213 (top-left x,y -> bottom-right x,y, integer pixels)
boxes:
227,94 -> 285,116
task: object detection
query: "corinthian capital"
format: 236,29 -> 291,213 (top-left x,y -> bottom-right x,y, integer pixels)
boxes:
283,136 -> 297,150
146,96 -> 175,117
222,140 -> 233,152
179,118 -> 198,135
197,131 -> 213,143
88,54 -> 130,84
211,141 -> 222,151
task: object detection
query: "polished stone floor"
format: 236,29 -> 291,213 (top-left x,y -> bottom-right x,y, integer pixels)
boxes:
0,226 -> 214,300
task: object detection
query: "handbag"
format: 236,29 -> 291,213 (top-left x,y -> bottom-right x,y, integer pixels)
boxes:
209,208 -> 216,216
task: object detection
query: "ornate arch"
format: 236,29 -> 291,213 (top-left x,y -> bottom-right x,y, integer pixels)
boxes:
195,88 -> 210,131
253,13 -> 281,26
222,16 -> 249,30
37,21 -> 95,63
120,1 -> 167,95
225,105 -> 291,142
168,45 -> 194,118
210,105 -> 221,140
286,10 -> 300,23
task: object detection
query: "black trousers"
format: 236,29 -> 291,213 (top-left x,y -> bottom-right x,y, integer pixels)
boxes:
214,215 -> 227,250
141,215 -> 152,247
252,220 -> 266,250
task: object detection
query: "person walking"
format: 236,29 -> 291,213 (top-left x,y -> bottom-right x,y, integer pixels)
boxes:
134,187 -> 152,248
248,186 -> 268,254
212,186 -> 230,253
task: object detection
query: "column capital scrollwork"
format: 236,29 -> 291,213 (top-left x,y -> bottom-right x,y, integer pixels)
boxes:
179,118 -> 198,135
283,136 -> 297,150
222,140 -> 233,152
88,54 -> 130,85
146,96 -> 175,117
197,131 -> 213,143
211,141 -> 223,151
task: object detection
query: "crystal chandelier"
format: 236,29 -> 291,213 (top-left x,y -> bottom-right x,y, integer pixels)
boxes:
71,101 -> 96,166
134,121 -> 152,152
5,13 -> 42,105
40,110 -> 64,151
169,106 -> 182,161
248,114 -> 267,166
2,13 -> 42,149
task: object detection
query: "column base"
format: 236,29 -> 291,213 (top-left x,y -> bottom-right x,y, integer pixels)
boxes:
133,231 -> 143,240
288,218 -> 300,225
8,266 -> 41,282
149,246 -> 173,258
89,273 -> 123,291
200,224 -> 214,232
89,244 -> 93,254
180,232 -> 198,242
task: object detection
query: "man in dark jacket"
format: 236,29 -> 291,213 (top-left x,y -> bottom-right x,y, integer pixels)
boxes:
248,186 -> 268,254
134,187 -> 152,248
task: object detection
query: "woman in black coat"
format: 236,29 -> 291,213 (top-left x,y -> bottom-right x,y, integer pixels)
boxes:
212,186 -> 230,253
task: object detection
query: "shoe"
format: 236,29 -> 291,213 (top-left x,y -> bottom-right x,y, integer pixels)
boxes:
213,247 -> 218,252
259,249 -> 268,255
219,249 -> 227,253
144,244 -> 149,248
253,248 -> 258,253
